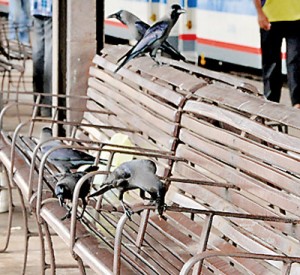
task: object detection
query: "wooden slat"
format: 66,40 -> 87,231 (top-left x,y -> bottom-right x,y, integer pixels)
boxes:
89,66 -> 179,122
88,77 -> 178,136
176,144 -> 300,216
127,55 -> 207,93
166,212 -> 275,274
93,54 -> 185,106
179,127 -> 300,196
184,100 -> 300,154
180,114 -> 300,175
194,84 -> 300,129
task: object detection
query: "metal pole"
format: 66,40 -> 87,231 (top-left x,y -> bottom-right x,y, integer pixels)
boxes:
96,0 -> 104,54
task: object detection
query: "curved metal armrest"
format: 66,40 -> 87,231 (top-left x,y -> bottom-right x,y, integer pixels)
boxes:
35,143 -> 111,219
34,143 -> 134,218
0,102 -> 20,126
69,170 -> 110,252
70,169 -> 157,275
179,250 -> 300,275
9,121 -> 32,191
112,204 -> 156,275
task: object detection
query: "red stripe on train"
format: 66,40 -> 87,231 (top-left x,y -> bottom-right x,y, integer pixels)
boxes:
179,34 -> 261,55
0,0 -> 8,6
105,19 -> 128,29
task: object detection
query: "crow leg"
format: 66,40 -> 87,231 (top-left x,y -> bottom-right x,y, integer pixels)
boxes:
61,204 -> 84,220
150,49 -> 161,66
139,189 -> 152,200
77,201 -> 87,220
61,206 -> 72,220
120,200 -> 133,220
119,191 -> 133,220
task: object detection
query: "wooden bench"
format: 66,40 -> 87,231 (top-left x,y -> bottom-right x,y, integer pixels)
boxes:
1,44 -> 300,274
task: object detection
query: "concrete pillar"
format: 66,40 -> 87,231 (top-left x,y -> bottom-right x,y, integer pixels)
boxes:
66,0 -> 96,122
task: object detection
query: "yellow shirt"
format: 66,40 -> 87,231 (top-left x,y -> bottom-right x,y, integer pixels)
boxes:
263,0 -> 300,22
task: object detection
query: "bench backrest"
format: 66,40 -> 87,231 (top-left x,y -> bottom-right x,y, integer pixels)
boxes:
91,45 -> 300,273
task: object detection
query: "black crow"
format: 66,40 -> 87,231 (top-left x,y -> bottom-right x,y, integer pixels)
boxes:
89,159 -> 166,218
55,165 -> 99,220
39,127 -> 98,172
108,9 -> 185,61
114,4 -> 185,73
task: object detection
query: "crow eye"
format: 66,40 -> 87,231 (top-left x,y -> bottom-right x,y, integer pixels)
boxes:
124,171 -> 131,179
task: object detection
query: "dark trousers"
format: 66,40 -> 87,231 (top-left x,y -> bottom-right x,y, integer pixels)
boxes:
260,20 -> 300,105
32,15 -> 52,116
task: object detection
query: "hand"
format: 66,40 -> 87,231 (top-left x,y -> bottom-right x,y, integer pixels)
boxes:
258,11 -> 271,30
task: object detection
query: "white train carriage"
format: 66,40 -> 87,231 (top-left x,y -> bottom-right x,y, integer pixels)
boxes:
104,0 -> 287,71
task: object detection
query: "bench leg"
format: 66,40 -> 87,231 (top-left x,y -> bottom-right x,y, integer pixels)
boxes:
35,216 -> 48,275
42,220 -> 56,275
76,256 -> 87,275
15,186 -> 39,275
16,185 -> 30,275
0,165 -> 14,253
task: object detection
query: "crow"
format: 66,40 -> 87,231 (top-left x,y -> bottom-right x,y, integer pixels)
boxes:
108,9 -> 147,41
55,165 -> 99,220
39,127 -> 99,172
89,159 -> 166,218
108,9 -> 185,61
114,4 -> 185,73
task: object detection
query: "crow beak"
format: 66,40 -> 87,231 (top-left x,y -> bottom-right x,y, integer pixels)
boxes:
88,189 -> 101,198
178,8 -> 186,14
107,13 -> 116,19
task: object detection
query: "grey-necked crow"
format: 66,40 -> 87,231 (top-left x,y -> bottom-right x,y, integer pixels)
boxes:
114,4 -> 185,73
89,159 -> 166,218
108,9 -> 185,62
55,165 -> 99,220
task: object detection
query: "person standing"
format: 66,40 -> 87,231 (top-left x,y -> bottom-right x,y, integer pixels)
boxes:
31,0 -> 53,116
253,0 -> 300,108
8,0 -> 31,44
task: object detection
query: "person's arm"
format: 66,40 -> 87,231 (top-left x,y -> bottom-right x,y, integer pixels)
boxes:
253,0 -> 271,30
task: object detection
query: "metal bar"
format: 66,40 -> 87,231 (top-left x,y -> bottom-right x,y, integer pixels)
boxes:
70,170 -> 108,252
30,118 -> 140,133
15,185 -> 30,275
0,165 -> 13,253
76,256 -> 87,275
113,213 -> 129,275
10,121 -> 30,192
166,177 -> 238,189
180,250 -> 300,275
135,209 -> 151,248
0,102 -> 17,126
42,221 -> 56,275
192,213 -> 214,275
282,262 -> 292,275
166,205 -> 300,224
34,214 -> 47,275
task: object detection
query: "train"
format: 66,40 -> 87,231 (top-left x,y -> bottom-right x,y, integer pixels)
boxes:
104,0 -> 287,72
0,0 -> 8,14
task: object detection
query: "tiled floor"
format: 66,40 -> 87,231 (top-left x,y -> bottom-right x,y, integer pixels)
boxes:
0,192 -> 87,275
